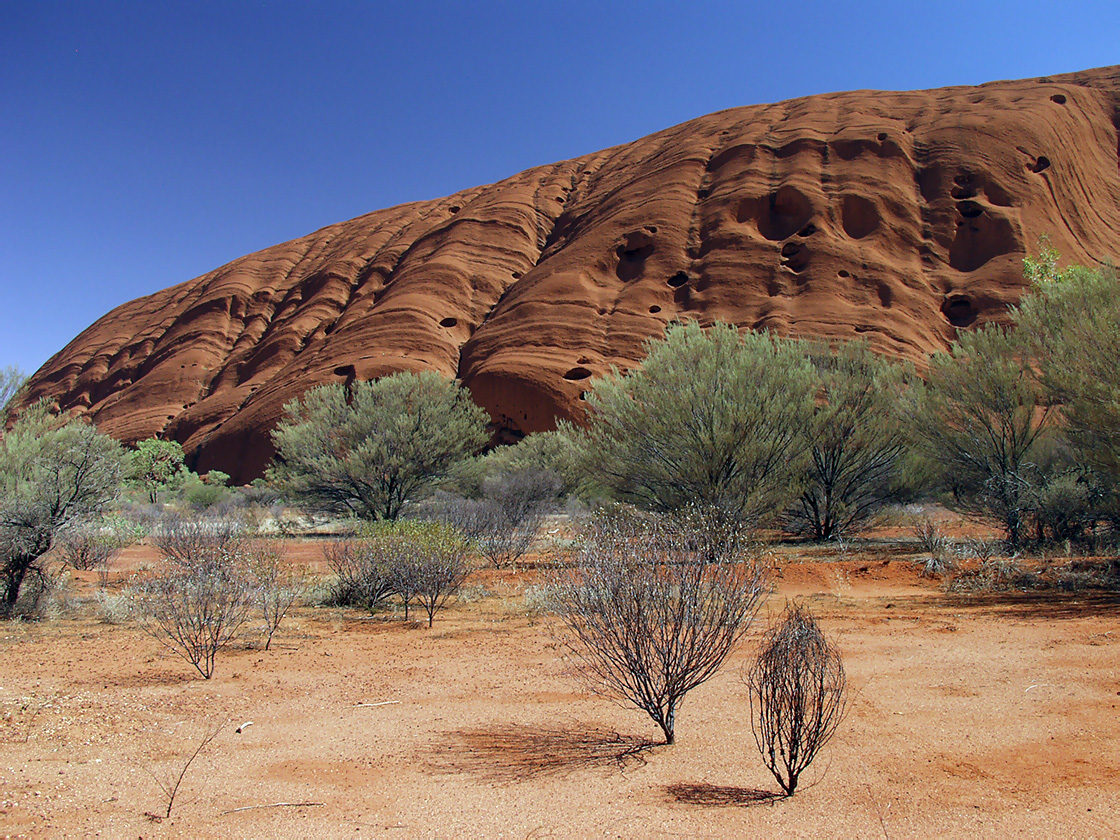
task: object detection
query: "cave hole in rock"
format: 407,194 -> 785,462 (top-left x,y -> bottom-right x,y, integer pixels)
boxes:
616,231 -> 656,282
698,187 -> 711,199
1032,156 -> 1051,173
649,304 -> 662,313
334,365 -> 356,378
948,213 -> 1018,273
838,269 -> 851,278
645,225 -> 658,234
449,205 -> 461,214
1051,94 -> 1066,104
951,184 -> 978,200
798,224 -> 817,237
667,271 -> 690,288
841,194 -> 880,239
439,317 -> 458,328
756,186 -> 813,241
512,271 -> 522,279
942,295 -> 978,327
780,242 -> 810,272
578,391 -> 587,401
877,132 -> 888,141
957,200 -> 984,219
877,282 -> 893,308
564,367 -> 593,381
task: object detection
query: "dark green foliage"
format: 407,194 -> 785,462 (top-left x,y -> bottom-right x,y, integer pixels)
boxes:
904,325 -> 1050,548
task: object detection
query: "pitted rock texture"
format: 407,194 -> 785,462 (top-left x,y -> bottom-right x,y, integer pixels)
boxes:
16,66 -> 1120,482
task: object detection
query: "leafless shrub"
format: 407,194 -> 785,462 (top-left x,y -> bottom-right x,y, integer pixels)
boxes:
321,538 -> 394,612
244,539 -> 303,650
945,557 -> 1036,593
56,523 -> 121,571
912,517 -> 955,577
152,512 -> 248,572
912,517 -> 950,557
745,603 -> 847,796
550,508 -> 766,744
131,516 -> 254,678
961,536 -> 1002,563
419,469 -> 561,568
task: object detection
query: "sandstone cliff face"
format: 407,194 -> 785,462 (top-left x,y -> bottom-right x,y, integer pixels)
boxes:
17,67 -> 1120,482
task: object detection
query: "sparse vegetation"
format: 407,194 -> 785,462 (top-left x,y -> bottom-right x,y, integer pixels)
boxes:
0,365 -> 28,423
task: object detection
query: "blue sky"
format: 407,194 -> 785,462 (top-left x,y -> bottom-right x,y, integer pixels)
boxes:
2,1 -> 1118,375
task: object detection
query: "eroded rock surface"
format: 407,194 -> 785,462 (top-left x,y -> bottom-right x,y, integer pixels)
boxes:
17,67 -> 1120,481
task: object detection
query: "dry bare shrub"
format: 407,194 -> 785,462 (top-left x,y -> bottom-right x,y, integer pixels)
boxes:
322,538 -> 394,612
244,539 -> 302,650
419,469 -> 561,568
912,517 -> 955,577
55,523 -> 120,570
745,603 -> 847,796
944,557 -> 1037,593
131,516 -> 254,678
551,508 -> 765,744
143,720 -> 224,819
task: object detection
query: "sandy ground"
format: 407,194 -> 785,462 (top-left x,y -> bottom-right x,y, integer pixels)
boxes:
2,537 -> 1119,839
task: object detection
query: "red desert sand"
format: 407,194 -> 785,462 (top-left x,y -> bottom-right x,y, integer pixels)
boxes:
2,522 -> 1118,838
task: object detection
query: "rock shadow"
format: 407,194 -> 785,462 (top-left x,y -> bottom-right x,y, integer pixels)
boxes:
427,725 -> 657,783
666,782 -> 783,807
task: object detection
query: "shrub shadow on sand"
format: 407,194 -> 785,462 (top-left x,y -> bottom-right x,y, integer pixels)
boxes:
665,782 -> 783,807
426,725 -> 657,782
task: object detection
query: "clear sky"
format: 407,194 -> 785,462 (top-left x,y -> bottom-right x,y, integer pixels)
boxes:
2,1 -> 1118,375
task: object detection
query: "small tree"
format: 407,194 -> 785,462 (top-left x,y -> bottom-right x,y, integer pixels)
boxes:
376,521 -> 471,626
551,508 -> 766,744
56,522 -> 122,571
131,515 -> 254,678
574,321 -> 815,536
1018,247 -> 1120,486
905,325 -> 1050,548
126,438 -> 186,503
746,603 -> 847,796
422,469 -> 561,567
268,372 -> 489,521
788,341 -> 909,540
0,402 -> 123,614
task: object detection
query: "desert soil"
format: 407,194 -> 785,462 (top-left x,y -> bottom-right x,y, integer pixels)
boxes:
2,532 -> 1119,839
